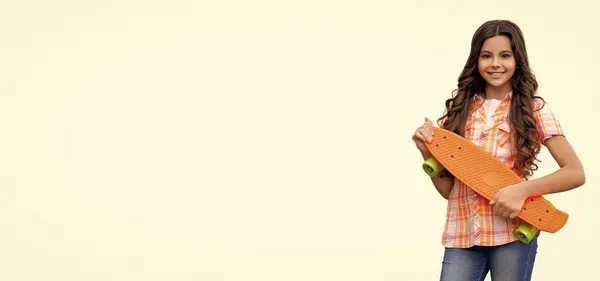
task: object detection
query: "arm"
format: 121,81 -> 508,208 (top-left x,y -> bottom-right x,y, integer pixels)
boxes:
490,101 -> 585,218
521,135 -> 585,197
413,117 -> 454,199
491,135 -> 585,218
420,150 -> 454,199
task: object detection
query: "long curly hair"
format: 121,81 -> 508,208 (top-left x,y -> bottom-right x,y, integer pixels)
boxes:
438,20 -> 545,178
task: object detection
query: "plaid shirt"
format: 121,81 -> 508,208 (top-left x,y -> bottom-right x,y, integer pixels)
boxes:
438,91 -> 563,248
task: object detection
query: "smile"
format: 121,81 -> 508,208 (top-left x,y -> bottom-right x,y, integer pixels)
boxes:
488,72 -> 505,78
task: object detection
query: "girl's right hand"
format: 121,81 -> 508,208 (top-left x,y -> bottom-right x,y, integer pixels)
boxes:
412,117 -> 434,155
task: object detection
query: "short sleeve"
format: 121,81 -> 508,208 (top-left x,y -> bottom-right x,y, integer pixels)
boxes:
533,99 -> 564,144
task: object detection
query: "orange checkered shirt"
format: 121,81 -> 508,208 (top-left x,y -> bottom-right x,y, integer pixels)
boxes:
438,91 -> 564,248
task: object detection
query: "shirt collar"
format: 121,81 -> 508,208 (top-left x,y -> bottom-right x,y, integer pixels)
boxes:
474,91 -> 513,103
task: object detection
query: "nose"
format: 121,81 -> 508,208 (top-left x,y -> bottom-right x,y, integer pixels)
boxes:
491,56 -> 500,67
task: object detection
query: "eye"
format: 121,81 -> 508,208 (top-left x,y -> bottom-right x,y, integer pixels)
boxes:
480,54 -> 490,59
502,53 -> 512,58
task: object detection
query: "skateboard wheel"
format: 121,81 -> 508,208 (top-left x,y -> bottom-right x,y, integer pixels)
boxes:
422,156 -> 442,177
514,223 -> 537,244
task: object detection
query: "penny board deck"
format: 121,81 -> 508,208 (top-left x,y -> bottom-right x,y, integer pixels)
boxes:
425,127 -> 568,233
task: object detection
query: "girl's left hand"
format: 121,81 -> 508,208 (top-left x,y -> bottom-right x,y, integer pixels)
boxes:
489,182 -> 530,219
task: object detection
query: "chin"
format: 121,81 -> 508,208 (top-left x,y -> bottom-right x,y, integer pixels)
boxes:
488,82 -> 507,87
485,79 -> 510,88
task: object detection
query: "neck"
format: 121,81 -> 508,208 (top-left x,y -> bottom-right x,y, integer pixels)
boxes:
485,83 -> 512,100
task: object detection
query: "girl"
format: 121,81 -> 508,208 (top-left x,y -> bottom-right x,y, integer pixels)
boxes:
411,20 -> 585,281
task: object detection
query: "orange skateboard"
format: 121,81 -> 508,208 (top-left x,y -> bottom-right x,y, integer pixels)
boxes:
421,127 -> 568,244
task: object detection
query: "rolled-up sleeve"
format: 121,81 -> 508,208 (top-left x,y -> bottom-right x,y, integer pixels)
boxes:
534,99 -> 564,144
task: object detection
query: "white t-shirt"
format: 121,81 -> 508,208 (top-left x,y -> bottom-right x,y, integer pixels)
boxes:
483,99 -> 502,120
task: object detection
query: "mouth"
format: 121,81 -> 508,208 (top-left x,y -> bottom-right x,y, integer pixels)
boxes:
488,72 -> 505,78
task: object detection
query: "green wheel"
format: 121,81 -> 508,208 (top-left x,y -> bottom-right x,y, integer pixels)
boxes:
422,156 -> 442,177
514,223 -> 537,244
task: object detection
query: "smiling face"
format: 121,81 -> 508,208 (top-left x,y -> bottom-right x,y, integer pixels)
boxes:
478,35 -> 516,93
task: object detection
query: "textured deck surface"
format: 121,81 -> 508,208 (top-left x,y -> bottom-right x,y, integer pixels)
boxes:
425,127 -> 568,233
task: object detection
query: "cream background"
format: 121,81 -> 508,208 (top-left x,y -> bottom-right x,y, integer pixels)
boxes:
0,0 -> 597,280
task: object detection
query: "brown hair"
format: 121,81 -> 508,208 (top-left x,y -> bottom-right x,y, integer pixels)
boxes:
438,20 -> 545,178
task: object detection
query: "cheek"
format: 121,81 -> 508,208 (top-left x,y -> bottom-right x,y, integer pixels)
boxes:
478,60 -> 486,73
507,59 -> 516,72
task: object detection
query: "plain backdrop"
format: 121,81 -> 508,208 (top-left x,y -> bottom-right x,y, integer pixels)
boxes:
0,0 -> 597,280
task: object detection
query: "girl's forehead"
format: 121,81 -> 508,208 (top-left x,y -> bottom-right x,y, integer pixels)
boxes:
481,36 -> 512,51
482,36 -> 511,46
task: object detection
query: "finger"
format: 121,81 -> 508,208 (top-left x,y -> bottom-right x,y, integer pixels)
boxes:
413,131 -> 426,142
495,203 -> 506,215
424,120 -> 433,130
489,192 -> 500,204
413,127 -> 422,137
416,128 -> 432,142
493,202 -> 503,214
422,130 -> 433,142
419,125 -> 433,140
501,207 -> 514,218
494,204 -> 501,214
509,211 -> 519,219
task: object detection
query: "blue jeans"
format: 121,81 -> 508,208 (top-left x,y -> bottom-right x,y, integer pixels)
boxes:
439,237 -> 538,281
